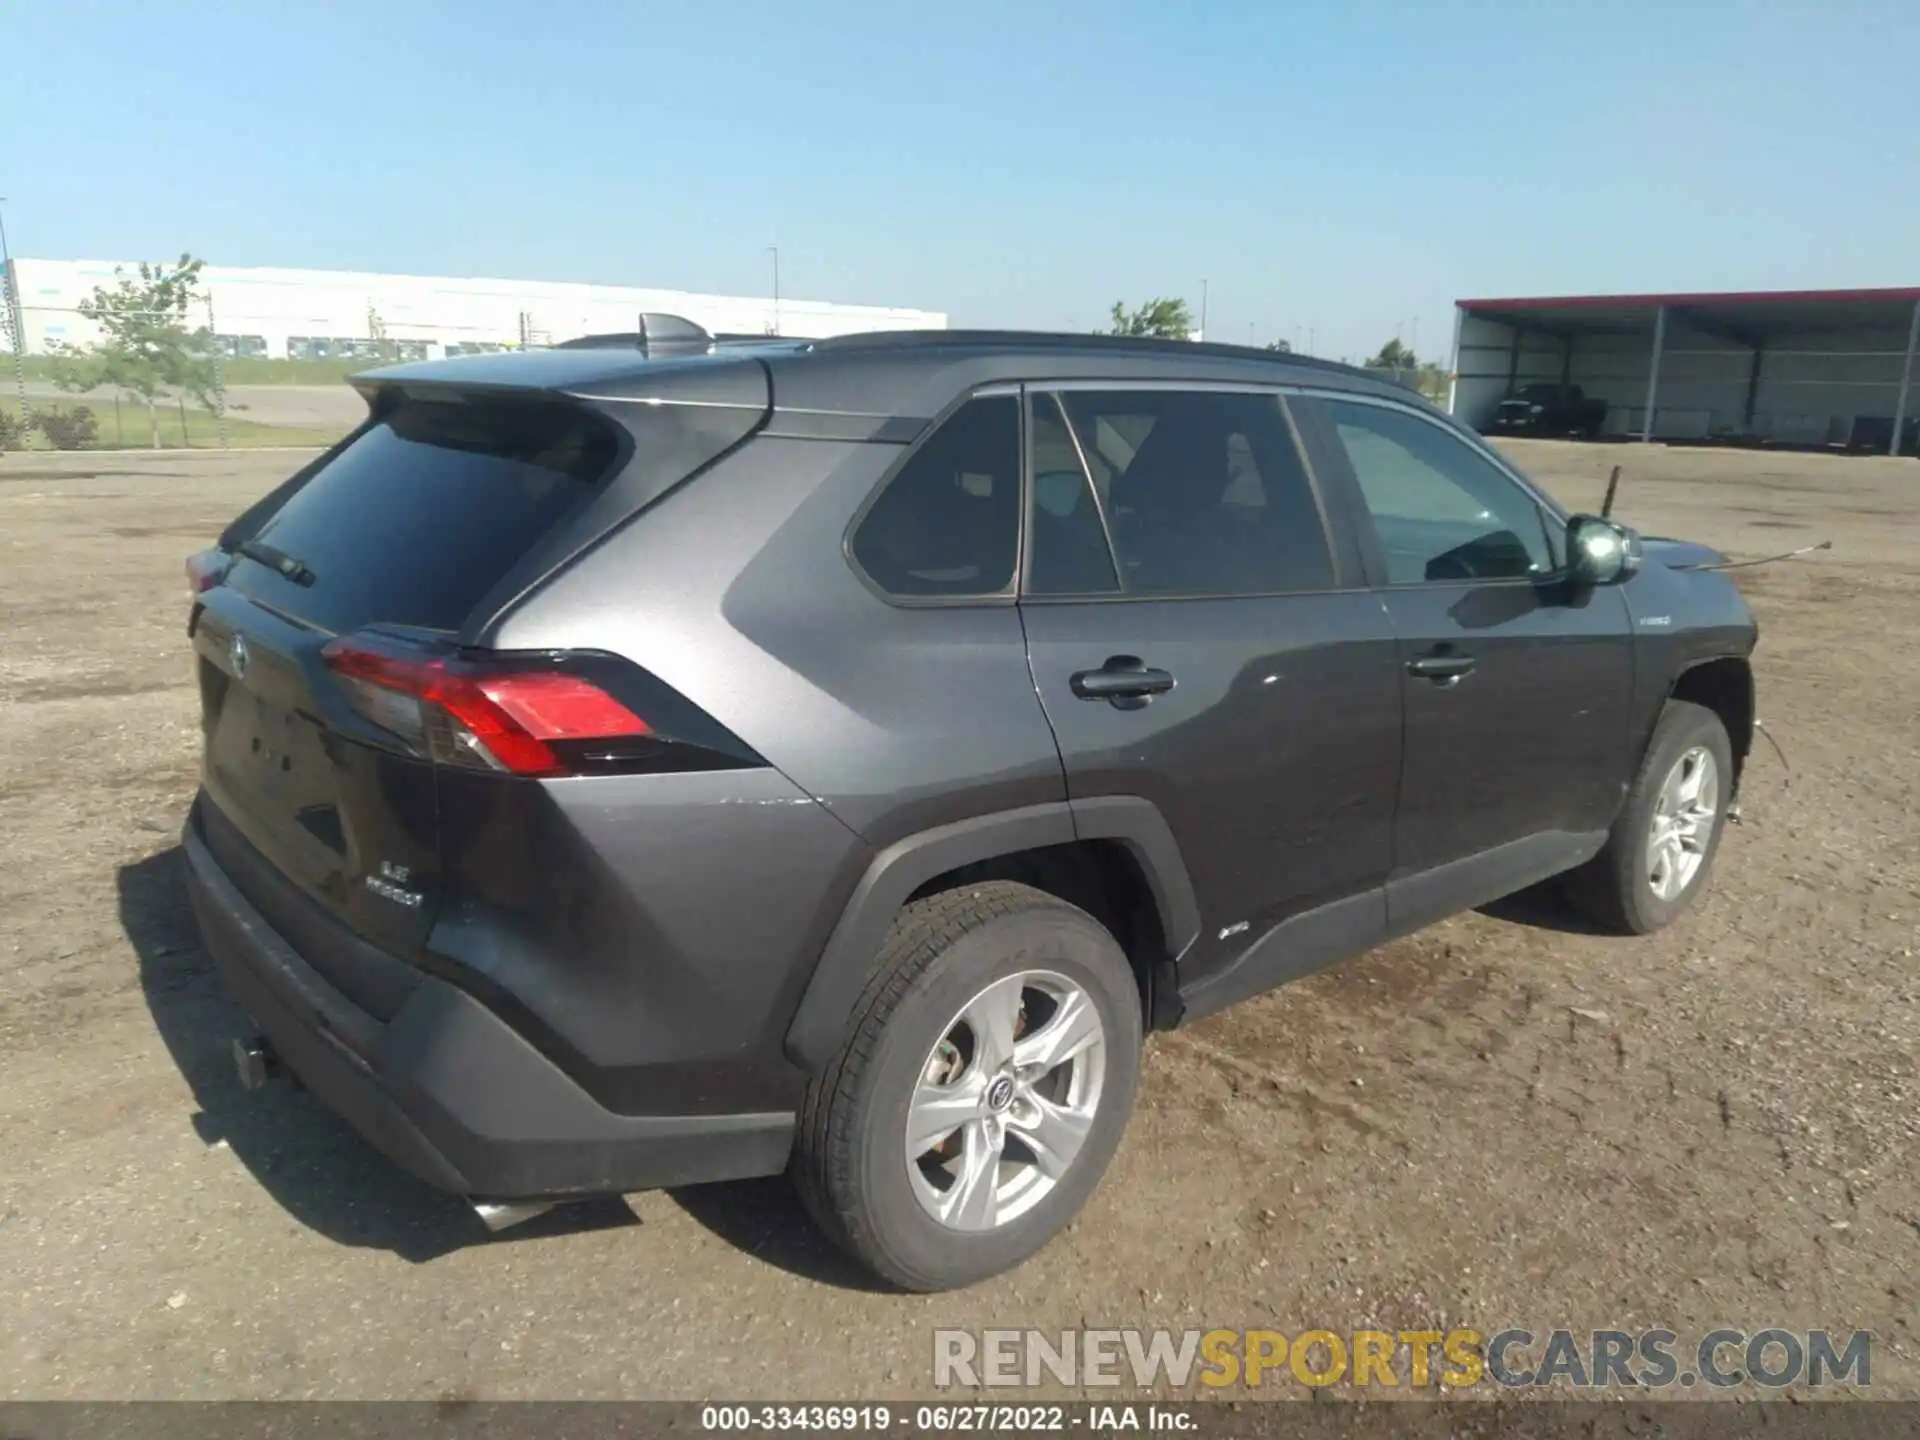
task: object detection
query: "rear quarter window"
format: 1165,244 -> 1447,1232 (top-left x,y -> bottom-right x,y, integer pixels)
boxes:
849,395 -> 1020,598
229,398 -> 621,634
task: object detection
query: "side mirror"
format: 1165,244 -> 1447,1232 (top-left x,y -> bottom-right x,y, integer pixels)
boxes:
1566,514 -> 1641,586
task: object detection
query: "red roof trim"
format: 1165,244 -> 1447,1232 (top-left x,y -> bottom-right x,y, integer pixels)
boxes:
1459,287 -> 1920,311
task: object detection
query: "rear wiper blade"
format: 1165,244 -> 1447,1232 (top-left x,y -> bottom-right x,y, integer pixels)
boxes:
238,539 -> 317,587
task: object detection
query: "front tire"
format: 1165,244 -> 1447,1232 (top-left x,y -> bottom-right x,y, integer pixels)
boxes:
1567,699 -> 1734,934
791,881 -> 1143,1292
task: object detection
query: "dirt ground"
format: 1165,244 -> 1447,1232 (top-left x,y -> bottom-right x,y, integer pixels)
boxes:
0,436 -> 1913,1401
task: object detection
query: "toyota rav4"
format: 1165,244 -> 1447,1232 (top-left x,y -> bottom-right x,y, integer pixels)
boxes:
182,322 -> 1757,1290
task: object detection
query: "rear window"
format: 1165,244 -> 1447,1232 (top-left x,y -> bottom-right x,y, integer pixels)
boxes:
230,398 -> 620,634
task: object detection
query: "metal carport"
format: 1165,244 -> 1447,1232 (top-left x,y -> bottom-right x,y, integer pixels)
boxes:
1450,288 -> 1920,454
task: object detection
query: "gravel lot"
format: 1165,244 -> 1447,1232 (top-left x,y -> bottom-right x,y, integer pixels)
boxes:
0,436 -> 1913,1400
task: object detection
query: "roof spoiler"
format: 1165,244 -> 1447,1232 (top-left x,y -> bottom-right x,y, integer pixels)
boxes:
552,313 -> 713,357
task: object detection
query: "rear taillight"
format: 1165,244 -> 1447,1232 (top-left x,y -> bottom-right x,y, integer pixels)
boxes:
322,635 -> 652,777
186,549 -> 230,596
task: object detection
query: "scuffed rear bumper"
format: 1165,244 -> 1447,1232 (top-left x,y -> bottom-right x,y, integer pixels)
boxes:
182,820 -> 794,1200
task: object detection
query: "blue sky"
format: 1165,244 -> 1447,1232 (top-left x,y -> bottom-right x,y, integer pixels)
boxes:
5,0 -> 1917,360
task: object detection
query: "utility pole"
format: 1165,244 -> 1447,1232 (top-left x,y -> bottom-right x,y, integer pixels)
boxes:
767,246 -> 780,336
1198,279 -> 1208,342
0,197 -> 28,430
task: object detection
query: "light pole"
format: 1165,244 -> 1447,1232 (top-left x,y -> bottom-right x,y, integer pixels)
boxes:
0,197 -> 28,429
767,246 -> 780,336
1198,279 -> 1208,342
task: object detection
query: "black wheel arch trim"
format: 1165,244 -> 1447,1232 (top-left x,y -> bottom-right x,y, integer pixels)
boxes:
1064,795 -> 1203,961
1661,651 -> 1756,790
782,798 -> 1200,1071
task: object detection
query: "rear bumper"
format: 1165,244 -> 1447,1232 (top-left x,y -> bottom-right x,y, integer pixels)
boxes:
183,825 -> 795,1200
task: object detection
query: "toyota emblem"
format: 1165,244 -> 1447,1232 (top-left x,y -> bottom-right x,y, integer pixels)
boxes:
229,632 -> 250,679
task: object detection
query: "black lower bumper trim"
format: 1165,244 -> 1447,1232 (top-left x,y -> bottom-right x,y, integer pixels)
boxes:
183,827 -> 795,1200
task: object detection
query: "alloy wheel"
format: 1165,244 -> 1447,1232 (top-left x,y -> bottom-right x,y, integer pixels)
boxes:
1647,745 -> 1719,901
904,970 -> 1106,1232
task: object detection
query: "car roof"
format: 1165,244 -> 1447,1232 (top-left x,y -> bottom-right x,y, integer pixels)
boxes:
809,328 -> 1362,374
767,332 -> 1419,422
355,330 -> 1418,422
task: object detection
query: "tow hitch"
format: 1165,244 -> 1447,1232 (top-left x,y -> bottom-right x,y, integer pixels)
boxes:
230,1035 -> 281,1091
228,1033 -> 559,1235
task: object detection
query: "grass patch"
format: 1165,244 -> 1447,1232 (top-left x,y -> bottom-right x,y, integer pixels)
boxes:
2,392 -> 343,451
221,356 -> 374,385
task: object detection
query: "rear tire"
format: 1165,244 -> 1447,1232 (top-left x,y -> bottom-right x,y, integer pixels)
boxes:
791,881 -> 1143,1292
1566,700 -> 1733,934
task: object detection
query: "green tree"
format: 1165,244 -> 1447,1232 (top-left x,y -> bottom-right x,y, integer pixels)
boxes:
1367,337 -> 1418,371
1099,298 -> 1194,340
49,254 -> 220,447
1362,338 -> 1451,403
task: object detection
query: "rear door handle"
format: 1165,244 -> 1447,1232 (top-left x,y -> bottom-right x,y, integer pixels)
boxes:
1070,657 -> 1176,704
1406,653 -> 1476,682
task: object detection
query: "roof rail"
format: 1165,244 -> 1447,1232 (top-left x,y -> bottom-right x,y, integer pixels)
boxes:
807,328 -> 1366,376
552,313 -> 713,357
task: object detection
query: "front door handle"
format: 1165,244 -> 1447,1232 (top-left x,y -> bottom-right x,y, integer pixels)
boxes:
1070,656 -> 1176,704
1406,652 -> 1476,683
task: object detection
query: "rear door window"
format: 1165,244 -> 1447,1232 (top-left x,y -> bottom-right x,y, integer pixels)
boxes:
850,395 -> 1020,597
1028,393 -> 1121,595
1039,388 -> 1335,597
227,398 -> 620,634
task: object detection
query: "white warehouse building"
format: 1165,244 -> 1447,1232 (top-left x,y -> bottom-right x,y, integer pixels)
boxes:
2,257 -> 946,361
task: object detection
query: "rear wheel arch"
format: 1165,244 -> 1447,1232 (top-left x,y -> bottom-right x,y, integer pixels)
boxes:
782,801 -> 1199,1071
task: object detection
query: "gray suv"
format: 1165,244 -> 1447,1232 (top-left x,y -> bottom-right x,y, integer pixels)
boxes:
182,323 -> 1757,1290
